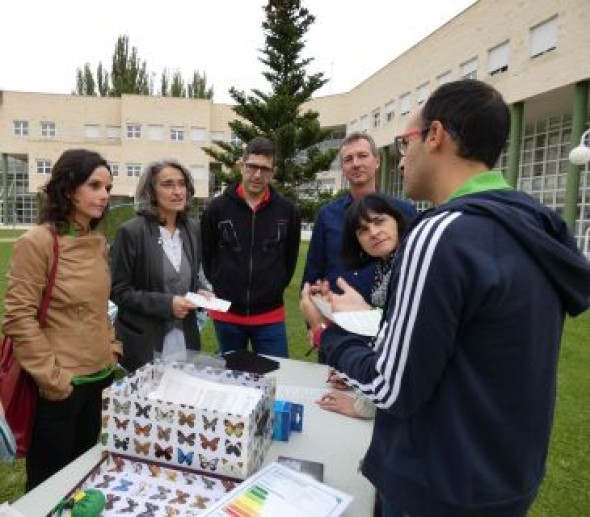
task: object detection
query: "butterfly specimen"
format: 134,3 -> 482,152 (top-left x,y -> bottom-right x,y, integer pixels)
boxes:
100,433 -> 109,446
149,486 -> 170,500
190,495 -> 210,509
137,502 -> 160,517
198,433 -> 220,451
114,436 -> 130,451
165,470 -> 178,482
156,408 -> 174,423
225,439 -> 242,457
134,422 -> 152,436
200,476 -> 216,490
202,415 -> 218,432
133,439 -> 151,455
148,464 -> 161,478
135,402 -> 152,418
222,479 -> 237,492
164,507 -> 180,517
154,443 -> 173,460
102,415 -> 109,428
224,419 -> 245,437
255,408 -> 270,436
198,454 -> 219,471
105,494 -> 121,510
96,474 -> 115,488
120,498 -> 139,513
177,430 -> 196,446
113,399 -> 131,415
177,448 -> 194,466
169,489 -> 189,505
112,479 -> 133,492
157,425 -> 171,441
178,411 -> 195,427
114,417 -> 130,430
102,397 -> 110,411
108,456 -> 126,472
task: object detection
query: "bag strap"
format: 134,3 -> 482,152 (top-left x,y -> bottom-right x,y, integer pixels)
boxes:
37,230 -> 59,328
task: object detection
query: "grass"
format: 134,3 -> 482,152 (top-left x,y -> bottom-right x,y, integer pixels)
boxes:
0,228 -> 588,514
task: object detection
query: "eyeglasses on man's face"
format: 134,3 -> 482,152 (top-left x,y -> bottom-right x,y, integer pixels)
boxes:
394,128 -> 429,156
243,162 -> 274,176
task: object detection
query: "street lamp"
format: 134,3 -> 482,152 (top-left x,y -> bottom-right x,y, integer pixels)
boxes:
569,129 -> 590,165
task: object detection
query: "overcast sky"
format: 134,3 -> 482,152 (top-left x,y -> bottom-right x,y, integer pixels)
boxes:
1,0 -> 476,103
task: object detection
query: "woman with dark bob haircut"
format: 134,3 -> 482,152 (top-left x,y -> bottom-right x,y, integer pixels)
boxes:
110,160 -> 212,371
317,193 -> 406,420
3,148 -> 122,490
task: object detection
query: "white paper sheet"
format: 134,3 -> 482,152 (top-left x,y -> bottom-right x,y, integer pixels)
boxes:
311,295 -> 381,337
147,369 -> 262,416
185,292 -> 231,312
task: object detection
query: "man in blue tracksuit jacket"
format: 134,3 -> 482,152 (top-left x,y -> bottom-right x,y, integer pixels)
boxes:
301,79 -> 590,516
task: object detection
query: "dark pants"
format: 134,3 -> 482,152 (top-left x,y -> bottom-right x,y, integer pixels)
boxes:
26,375 -> 113,491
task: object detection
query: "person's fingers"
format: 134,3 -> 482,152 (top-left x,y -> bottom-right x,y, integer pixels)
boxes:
335,276 -> 352,292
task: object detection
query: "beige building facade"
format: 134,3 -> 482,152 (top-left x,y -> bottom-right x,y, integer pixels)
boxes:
1,0 -> 589,246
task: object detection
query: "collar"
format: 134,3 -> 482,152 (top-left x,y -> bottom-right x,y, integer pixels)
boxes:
446,170 -> 511,203
237,184 -> 271,212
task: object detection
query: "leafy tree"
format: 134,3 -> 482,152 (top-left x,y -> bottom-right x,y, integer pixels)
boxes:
109,35 -> 150,96
203,0 -> 338,200
73,35 -> 214,100
74,64 -> 96,95
187,71 -> 214,100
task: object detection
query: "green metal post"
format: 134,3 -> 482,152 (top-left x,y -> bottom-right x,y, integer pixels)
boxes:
506,102 -> 524,188
564,80 -> 589,229
379,147 -> 389,193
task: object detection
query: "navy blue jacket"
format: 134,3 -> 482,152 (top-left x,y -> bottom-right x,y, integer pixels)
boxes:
302,193 -> 417,301
321,189 -> 590,515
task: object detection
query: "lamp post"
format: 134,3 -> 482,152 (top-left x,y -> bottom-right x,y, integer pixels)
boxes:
569,129 -> 590,165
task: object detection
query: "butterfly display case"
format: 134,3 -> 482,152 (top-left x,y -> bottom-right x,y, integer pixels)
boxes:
70,452 -> 241,516
100,362 -> 276,480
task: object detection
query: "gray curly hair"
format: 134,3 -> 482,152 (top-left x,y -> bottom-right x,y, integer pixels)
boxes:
135,160 -> 195,219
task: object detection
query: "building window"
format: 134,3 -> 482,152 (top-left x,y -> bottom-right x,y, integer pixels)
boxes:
400,93 -> 412,116
360,115 -> 369,133
109,163 -> 119,177
372,108 -> 381,128
126,164 -> 142,177
384,102 -> 395,124
191,127 -> 207,142
13,120 -> 29,136
416,83 -> 430,105
437,71 -> 453,85
190,165 -> 207,181
148,125 -> 163,141
107,126 -> 121,140
170,127 -> 185,141
530,15 -> 557,57
461,58 -> 478,80
40,121 -> 55,137
36,160 -> 51,174
488,41 -> 510,76
84,124 -> 100,139
210,131 -> 226,142
127,124 -> 141,139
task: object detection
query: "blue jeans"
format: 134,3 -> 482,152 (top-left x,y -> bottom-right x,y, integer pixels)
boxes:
213,321 -> 289,358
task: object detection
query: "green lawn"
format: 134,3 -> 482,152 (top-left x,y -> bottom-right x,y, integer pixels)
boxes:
0,229 -> 588,514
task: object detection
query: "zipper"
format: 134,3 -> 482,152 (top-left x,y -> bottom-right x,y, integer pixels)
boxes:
246,211 -> 256,315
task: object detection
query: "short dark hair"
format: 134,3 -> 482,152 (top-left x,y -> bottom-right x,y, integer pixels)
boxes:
135,160 -> 195,221
421,79 -> 510,168
38,148 -> 111,232
341,193 -> 406,269
243,136 -> 276,164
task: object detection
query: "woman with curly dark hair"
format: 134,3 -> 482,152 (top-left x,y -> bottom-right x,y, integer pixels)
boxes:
3,148 -> 121,490
110,160 -> 211,372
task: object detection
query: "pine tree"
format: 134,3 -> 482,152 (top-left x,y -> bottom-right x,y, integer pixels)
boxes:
203,0 -> 337,199
109,36 -> 150,96
187,71 -> 214,100
170,70 -> 186,97
74,63 -> 97,95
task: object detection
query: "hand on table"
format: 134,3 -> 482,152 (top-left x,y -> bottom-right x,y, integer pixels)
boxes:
316,390 -> 360,418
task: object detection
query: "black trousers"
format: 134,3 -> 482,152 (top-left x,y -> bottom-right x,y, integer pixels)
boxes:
26,374 -> 113,492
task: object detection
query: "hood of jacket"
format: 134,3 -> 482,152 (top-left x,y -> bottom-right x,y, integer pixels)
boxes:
435,190 -> 590,316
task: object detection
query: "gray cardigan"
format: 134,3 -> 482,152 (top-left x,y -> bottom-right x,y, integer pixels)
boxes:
110,214 -> 205,371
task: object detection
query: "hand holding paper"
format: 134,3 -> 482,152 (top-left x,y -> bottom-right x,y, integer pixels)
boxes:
185,292 -> 231,312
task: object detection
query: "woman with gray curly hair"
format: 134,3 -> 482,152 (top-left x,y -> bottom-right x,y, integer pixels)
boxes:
110,160 -> 211,371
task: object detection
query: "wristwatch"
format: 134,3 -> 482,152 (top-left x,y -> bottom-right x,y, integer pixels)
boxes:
312,322 -> 328,348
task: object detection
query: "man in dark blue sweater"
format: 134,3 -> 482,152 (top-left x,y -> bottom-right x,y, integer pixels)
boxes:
301,80 -> 590,516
